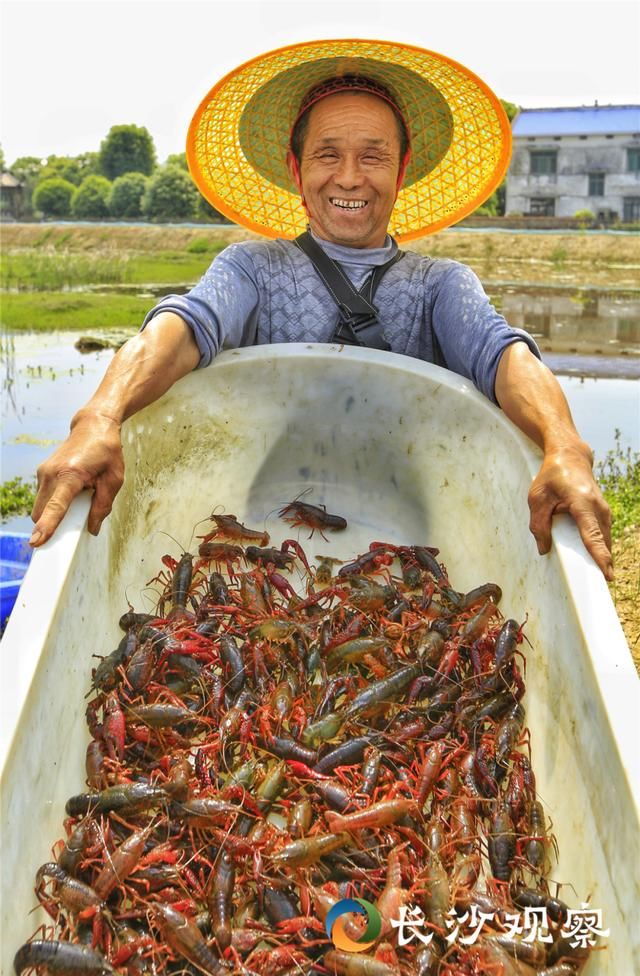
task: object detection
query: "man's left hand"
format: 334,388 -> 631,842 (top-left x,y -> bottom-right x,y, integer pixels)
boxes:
528,443 -> 613,580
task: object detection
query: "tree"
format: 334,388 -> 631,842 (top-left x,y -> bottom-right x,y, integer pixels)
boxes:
71,175 -> 112,218
32,177 -> 75,217
99,124 -> 156,179
109,171 -> 148,218
0,144 -> 5,171
500,99 -> 519,123
75,152 -> 101,180
142,165 -> 199,220
39,155 -> 82,186
10,156 -> 44,185
165,152 -> 188,171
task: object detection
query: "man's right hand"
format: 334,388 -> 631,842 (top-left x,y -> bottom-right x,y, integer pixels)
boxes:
30,412 -> 125,547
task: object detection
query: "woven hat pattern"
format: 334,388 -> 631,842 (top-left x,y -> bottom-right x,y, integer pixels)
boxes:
187,39 -> 511,241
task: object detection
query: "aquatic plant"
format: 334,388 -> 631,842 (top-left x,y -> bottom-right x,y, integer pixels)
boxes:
596,430 -> 640,539
0,477 -> 36,519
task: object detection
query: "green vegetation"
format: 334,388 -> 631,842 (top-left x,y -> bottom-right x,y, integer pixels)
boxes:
1,244 -> 225,291
165,152 -> 188,170
99,124 -> 156,179
32,177 -> 76,218
2,251 -> 133,290
186,236 -> 219,254
596,430 -> 640,539
5,125 -> 224,221
72,175 -> 112,218
142,166 -> 200,220
109,172 -> 149,218
550,245 -> 567,269
0,292 -> 150,331
1,477 -> 36,519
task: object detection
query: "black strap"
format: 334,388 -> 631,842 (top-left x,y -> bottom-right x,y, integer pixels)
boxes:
294,231 -> 404,351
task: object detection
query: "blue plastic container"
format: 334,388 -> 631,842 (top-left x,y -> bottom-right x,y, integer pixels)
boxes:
0,533 -> 32,629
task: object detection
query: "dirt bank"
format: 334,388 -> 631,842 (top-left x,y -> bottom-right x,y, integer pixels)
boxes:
611,528 -> 640,673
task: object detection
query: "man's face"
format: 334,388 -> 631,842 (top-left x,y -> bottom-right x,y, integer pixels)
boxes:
290,92 -> 403,249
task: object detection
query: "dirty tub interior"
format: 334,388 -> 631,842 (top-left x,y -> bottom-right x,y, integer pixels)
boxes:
1,345 -> 637,974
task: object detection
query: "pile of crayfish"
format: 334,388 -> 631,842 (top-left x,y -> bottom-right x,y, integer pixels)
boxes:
15,504 -> 593,976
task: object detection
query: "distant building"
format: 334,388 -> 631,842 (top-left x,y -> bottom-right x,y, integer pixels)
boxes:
0,171 -> 25,219
505,105 -> 640,222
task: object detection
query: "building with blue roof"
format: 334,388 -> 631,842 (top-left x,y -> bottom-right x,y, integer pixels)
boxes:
505,105 -> 640,222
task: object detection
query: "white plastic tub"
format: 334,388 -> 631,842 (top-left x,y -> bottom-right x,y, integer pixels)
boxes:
1,345 -> 638,974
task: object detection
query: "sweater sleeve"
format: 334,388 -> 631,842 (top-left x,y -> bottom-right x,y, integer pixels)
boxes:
140,243 -> 260,368
431,260 -> 541,403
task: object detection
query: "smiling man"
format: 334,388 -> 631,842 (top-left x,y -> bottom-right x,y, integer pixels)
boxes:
291,87 -> 405,249
30,40 -> 612,579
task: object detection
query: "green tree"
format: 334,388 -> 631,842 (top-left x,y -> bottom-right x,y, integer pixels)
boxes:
109,171 -> 148,218
500,99 -> 519,123
99,124 -> 156,179
39,154 -> 83,186
10,156 -> 44,185
71,174 -> 112,218
32,177 -> 75,217
165,152 -> 188,170
75,151 -> 100,179
142,165 -> 198,220
0,144 -> 5,171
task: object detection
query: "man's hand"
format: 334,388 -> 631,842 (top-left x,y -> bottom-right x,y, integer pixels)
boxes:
528,443 -> 613,580
494,342 -> 614,580
30,412 -> 124,546
28,312 -> 200,547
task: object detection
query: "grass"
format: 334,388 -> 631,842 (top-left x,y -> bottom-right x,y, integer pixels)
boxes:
1,246 -> 226,291
596,430 -> 640,539
1,477 -> 36,519
0,292 -> 151,331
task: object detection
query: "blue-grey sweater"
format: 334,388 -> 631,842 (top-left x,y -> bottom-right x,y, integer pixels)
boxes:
142,232 -> 539,404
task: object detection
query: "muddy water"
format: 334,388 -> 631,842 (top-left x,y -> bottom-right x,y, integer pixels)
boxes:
78,279 -> 640,360
486,284 -> 640,359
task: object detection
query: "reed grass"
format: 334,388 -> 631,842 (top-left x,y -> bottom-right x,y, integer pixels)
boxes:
0,292 -> 150,331
596,430 -> 640,538
0,245 -> 226,291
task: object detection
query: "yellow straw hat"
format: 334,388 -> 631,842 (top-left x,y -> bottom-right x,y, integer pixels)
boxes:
187,39 -> 512,242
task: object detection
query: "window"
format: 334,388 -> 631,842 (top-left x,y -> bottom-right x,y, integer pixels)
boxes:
623,197 -> 640,222
628,148 -> 640,172
530,150 -> 557,175
588,173 -> 605,196
530,197 -> 555,216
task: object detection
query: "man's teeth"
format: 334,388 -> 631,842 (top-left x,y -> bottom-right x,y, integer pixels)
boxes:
331,198 -> 367,209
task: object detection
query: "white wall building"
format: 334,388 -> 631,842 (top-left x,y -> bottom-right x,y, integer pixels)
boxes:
505,105 -> 640,222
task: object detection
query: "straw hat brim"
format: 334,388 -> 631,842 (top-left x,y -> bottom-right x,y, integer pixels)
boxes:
187,39 -> 512,241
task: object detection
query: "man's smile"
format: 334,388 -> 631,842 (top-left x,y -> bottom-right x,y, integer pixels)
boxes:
330,198 -> 369,210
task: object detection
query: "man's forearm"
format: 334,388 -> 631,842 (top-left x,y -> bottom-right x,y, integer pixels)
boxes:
73,312 -> 201,427
494,342 -> 589,457
494,341 -> 612,579
29,312 -> 200,545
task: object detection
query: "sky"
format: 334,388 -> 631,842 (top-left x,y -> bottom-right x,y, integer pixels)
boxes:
1,0 -> 639,165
